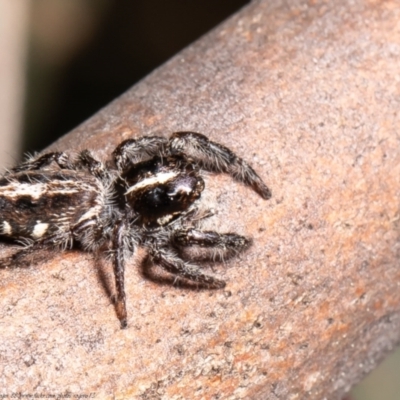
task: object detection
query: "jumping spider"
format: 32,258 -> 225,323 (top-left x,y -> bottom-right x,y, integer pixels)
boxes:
0,132 -> 270,328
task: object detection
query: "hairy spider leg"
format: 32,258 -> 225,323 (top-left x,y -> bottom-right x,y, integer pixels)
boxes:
148,246 -> 226,289
11,150 -> 111,182
168,132 -> 271,200
11,152 -> 73,172
77,150 -> 111,180
112,221 -> 129,328
174,228 -> 251,262
174,228 -> 251,251
113,136 -> 169,171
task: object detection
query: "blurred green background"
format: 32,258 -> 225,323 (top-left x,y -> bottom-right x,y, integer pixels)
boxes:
1,1 -> 399,398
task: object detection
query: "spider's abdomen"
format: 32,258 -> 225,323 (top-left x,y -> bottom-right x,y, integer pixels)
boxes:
121,156 -> 204,227
0,170 -> 108,247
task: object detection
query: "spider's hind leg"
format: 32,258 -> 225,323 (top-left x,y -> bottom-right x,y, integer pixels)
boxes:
11,152 -> 73,173
12,150 -> 110,184
169,132 -> 271,199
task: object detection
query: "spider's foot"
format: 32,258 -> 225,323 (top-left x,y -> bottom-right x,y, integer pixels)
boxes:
209,278 -> 226,289
115,298 -> 128,329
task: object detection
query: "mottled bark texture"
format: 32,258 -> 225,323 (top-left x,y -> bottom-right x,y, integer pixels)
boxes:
1,0 -> 400,399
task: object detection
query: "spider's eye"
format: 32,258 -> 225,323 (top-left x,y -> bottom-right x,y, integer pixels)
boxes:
166,175 -> 204,203
131,175 -> 204,225
148,187 -> 168,207
166,185 -> 188,201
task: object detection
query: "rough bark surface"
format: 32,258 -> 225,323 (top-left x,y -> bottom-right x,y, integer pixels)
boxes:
1,0 -> 400,399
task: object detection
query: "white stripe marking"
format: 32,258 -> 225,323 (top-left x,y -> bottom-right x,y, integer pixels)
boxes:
2,221 -> 12,235
125,171 -> 178,195
0,181 -> 80,199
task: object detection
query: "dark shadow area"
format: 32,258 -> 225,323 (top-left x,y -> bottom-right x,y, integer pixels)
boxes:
0,241 -> 55,269
94,251 -> 115,301
23,0 -> 250,154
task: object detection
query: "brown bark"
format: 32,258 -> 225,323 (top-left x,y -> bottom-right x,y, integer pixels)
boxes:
1,0 -> 400,399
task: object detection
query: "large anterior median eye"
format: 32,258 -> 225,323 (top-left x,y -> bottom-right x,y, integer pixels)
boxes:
167,177 -> 196,200
132,174 -> 204,225
166,175 -> 204,205
147,187 -> 170,208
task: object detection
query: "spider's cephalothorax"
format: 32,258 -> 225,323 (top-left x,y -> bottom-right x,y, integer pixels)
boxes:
120,154 -> 205,227
0,132 -> 271,328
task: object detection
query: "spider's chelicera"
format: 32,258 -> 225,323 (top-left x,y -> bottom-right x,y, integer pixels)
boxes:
0,132 -> 270,328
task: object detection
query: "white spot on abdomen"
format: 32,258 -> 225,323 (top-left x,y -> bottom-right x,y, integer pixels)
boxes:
2,221 -> 12,235
32,222 -> 49,238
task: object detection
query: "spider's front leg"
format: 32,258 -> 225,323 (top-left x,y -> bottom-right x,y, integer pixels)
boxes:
174,228 -> 251,253
168,132 -> 271,200
149,246 -> 226,289
111,220 -> 139,329
174,228 -> 251,261
111,221 -> 130,329
112,136 -> 168,171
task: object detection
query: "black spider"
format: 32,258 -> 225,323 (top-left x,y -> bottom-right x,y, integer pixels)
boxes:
0,132 -> 270,328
